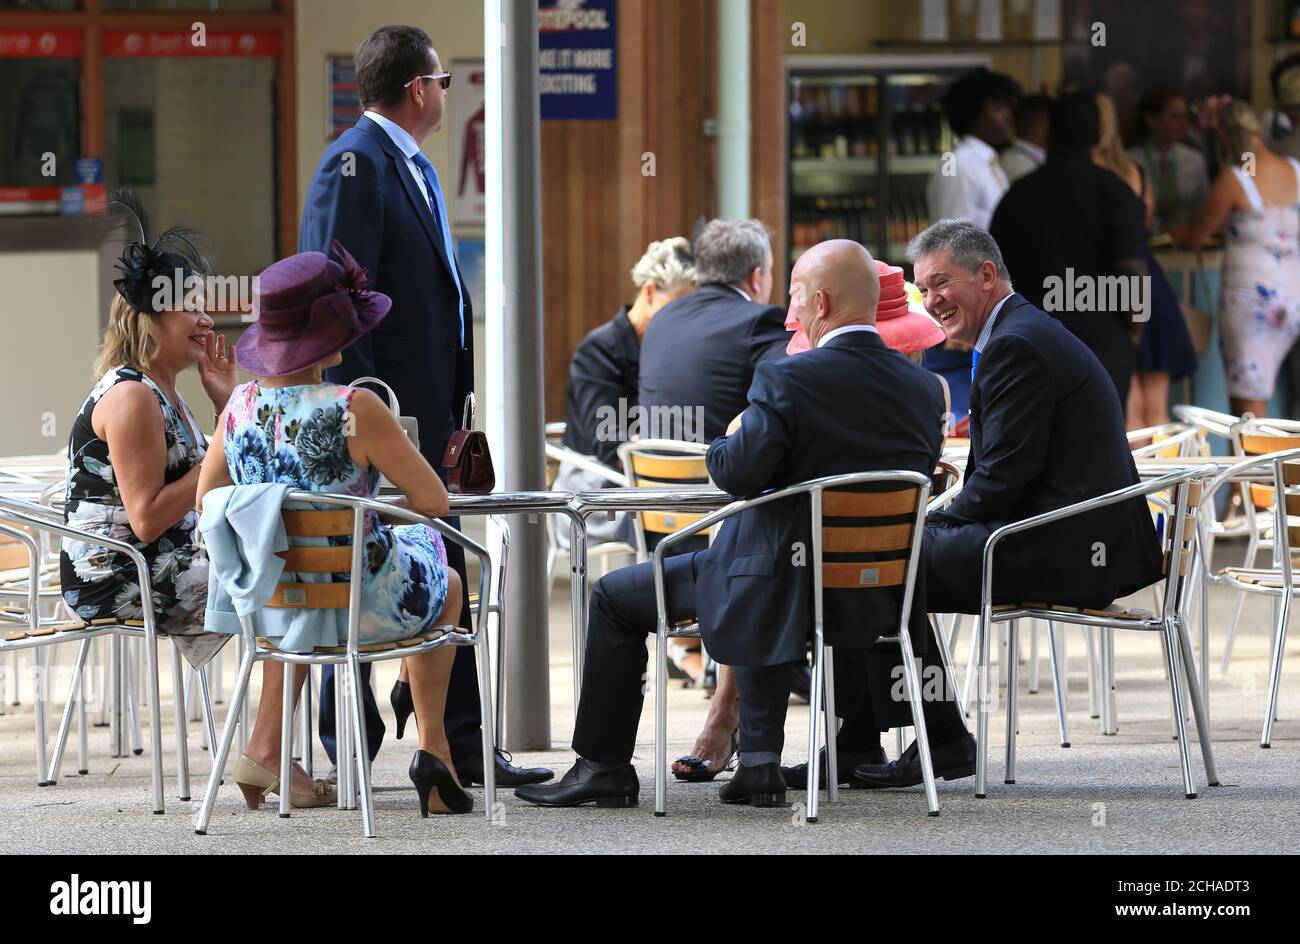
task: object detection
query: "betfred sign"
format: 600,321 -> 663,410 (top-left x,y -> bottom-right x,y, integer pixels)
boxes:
0,30 -> 82,57
103,30 -> 279,58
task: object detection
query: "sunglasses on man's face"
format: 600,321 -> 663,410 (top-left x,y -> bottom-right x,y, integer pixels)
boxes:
404,72 -> 452,90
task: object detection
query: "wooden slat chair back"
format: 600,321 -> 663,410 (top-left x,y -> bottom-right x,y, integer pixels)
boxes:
264,509 -> 355,612
819,486 -> 922,590
621,444 -> 712,542
1161,479 -> 1202,579
1239,432 -> 1300,513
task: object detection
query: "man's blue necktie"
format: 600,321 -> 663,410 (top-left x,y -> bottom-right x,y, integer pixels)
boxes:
411,151 -> 465,347
970,348 -> 980,382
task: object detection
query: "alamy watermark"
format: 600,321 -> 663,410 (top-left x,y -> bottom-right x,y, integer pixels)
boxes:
50,874 -> 151,924
1042,269 -> 1150,323
594,397 -> 706,444
150,268 -> 260,321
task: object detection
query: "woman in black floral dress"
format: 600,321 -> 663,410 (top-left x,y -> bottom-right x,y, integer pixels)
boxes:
60,193 -> 237,665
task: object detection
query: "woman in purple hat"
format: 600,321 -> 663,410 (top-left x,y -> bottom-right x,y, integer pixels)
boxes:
196,241 -> 471,816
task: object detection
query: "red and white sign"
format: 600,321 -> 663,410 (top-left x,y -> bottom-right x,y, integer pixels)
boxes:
0,187 -> 62,215
0,29 -> 83,58
103,30 -> 278,58
450,61 -> 485,227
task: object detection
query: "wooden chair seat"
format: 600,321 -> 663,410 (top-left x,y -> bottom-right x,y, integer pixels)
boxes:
0,561 -> 59,586
2,617 -> 141,642
1218,567 -> 1297,589
993,601 -> 1155,621
669,618 -> 700,637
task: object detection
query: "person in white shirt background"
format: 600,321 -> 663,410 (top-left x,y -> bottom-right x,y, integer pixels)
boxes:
926,69 -> 1020,230
1126,87 -> 1210,236
1000,94 -> 1052,185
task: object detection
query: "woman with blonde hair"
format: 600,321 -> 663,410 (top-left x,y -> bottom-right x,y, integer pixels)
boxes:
559,236 -> 697,471
61,191 -> 236,667
1178,97 -> 1300,417
1094,92 -> 1197,428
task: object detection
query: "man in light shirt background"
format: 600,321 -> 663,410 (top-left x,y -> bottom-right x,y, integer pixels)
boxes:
1000,94 -> 1051,185
926,70 -> 1020,230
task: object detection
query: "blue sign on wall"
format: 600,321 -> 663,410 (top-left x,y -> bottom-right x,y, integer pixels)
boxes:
538,0 -> 617,120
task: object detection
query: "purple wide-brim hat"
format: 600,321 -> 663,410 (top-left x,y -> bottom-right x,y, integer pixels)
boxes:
234,240 -> 392,378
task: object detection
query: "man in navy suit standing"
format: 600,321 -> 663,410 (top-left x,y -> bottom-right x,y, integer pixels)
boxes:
299,24 -> 549,786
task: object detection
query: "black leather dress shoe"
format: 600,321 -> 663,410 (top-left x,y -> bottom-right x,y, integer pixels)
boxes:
781,745 -> 888,789
514,758 -> 638,808
456,749 -> 553,787
851,733 -> 976,789
718,762 -> 787,807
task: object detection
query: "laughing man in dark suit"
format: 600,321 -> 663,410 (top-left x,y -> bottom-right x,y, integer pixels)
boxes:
853,218 -> 1162,789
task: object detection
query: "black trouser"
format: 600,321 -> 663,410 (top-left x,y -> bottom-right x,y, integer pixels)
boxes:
570,550 -> 967,766
833,626 -> 967,739
319,517 -> 483,765
571,551 -> 800,766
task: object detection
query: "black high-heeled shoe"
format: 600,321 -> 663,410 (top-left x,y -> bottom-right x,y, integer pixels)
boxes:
409,750 -> 473,816
391,678 -> 415,740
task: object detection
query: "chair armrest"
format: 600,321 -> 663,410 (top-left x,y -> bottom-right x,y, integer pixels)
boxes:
544,442 -> 629,486
978,466 -> 1216,613
0,499 -> 159,630
1129,424 -> 1201,458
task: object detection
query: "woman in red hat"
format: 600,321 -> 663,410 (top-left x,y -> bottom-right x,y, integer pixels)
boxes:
197,242 -> 471,816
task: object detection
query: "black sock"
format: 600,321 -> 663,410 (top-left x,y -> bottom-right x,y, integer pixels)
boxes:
926,719 -> 968,747
836,719 -> 883,754
582,756 -> 626,772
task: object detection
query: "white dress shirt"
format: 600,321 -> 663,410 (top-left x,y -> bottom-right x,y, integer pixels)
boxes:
817,324 -> 880,348
1000,138 -> 1046,185
973,291 -> 1015,356
927,135 -> 1010,230
365,110 -> 431,207
1126,141 -> 1210,233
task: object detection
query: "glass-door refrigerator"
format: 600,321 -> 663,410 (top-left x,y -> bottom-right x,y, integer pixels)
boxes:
786,55 -> 991,419
786,55 -> 991,270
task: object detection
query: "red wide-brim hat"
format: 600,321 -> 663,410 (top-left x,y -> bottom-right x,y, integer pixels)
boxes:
786,258 -> 945,355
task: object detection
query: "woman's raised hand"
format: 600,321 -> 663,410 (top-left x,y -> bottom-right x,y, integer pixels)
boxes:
198,331 -> 239,411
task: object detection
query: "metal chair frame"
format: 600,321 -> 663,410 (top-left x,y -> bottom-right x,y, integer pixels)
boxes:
651,470 -> 936,821
0,495 -> 186,813
618,439 -> 713,562
972,466 -> 1220,800
193,491 -> 497,837
1192,447 -> 1300,748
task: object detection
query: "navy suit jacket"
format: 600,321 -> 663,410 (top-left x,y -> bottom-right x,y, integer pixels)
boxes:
638,283 -> 789,443
696,330 -> 946,667
299,115 -> 473,467
562,306 -> 640,469
926,294 -> 1163,610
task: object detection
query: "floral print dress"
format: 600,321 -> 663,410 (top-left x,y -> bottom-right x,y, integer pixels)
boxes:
222,381 -> 449,646
1219,160 -> 1300,401
61,366 -> 221,664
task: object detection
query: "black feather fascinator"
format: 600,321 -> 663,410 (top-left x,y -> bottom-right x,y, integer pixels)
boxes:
106,187 -> 215,314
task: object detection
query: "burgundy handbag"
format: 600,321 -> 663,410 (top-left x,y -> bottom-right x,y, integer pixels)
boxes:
442,393 -> 495,494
